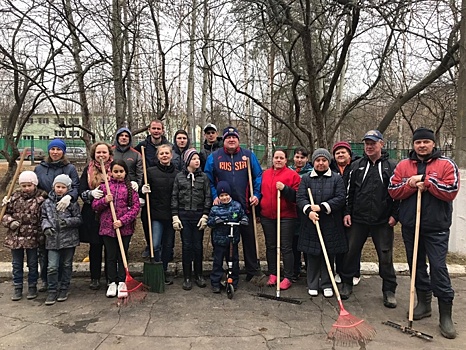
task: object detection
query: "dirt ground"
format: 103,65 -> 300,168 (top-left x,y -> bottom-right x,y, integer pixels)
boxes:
1,160 -> 465,266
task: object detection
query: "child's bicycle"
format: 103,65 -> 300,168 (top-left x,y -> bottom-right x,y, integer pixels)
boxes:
223,221 -> 240,299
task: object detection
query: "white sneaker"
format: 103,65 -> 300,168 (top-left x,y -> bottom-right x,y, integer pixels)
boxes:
106,282 -> 117,298
308,289 -> 318,297
323,288 -> 334,298
353,277 -> 361,286
117,282 -> 128,298
334,274 -> 342,284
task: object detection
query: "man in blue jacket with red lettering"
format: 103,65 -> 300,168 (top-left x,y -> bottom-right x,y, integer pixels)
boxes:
204,126 -> 263,281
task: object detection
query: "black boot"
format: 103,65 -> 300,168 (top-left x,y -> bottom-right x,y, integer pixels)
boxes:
194,260 -> 206,288
438,300 -> 456,339
27,285 -> 38,300
340,283 -> 353,300
182,263 -> 192,291
11,286 -> 23,301
409,290 -> 432,320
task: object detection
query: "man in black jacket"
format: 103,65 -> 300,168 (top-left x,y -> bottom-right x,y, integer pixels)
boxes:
200,123 -> 222,170
339,130 -> 399,308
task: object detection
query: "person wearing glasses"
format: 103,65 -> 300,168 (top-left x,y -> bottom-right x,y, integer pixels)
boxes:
200,123 -> 223,171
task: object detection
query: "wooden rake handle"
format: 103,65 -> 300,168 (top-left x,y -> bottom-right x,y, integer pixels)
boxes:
276,189 -> 281,297
408,188 -> 422,326
140,146 -> 154,259
246,157 -> 260,260
1,148 -> 28,218
99,158 -> 129,269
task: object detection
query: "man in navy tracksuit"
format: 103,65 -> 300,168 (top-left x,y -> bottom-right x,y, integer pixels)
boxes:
204,126 -> 262,281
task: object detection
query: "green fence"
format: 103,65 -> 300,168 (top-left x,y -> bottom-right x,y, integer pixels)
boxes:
0,138 -> 87,159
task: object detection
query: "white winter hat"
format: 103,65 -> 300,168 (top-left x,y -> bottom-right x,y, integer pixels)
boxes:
53,174 -> 72,190
18,171 -> 38,185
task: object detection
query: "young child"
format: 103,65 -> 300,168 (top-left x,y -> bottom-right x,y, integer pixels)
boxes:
171,148 -> 211,290
92,160 -> 140,298
207,181 -> 248,293
1,171 -> 47,301
41,174 -> 82,305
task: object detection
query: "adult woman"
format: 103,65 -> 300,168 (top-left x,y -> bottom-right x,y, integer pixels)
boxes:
296,148 -> 347,298
79,142 -> 113,290
260,149 -> 301,290
141,144 -> 179,285
34,139 -> 80,292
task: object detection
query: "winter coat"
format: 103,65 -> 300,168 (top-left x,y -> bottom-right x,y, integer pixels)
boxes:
113,127 -> 143,186
2,188 -> 47,249
207,199 -> 247,246
92,178 -> 140,237
388,148 -> 459,233
78,165 -> 102,244
172,134 -> 190,171
34,159 -> 80,201
289,163 -> 313,178
204,147 -> 262,213
41,190 -> 82,250
144,161 -> 179,221
200,137 -> 223,171
135,135 -> 172,168
171,168 -> 212,222
330,153 -> 361,188
260,166 -> 301,219
346,150 -> 399,225
296,169 -> 347,256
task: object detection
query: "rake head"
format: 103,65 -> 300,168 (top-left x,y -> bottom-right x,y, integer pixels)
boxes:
327,311 -> 376,347
117,270 -> 148,306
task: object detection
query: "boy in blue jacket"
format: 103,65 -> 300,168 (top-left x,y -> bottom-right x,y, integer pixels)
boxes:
207,181 -> 248,293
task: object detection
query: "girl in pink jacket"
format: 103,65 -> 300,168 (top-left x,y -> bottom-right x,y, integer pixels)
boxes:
92,160 -> 140,298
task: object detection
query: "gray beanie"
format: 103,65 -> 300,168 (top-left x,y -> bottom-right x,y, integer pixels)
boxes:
311,148 -> 332,164
53,174 -> 72,190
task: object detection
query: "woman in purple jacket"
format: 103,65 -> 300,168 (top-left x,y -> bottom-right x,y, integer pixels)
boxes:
92,160 -> 140,298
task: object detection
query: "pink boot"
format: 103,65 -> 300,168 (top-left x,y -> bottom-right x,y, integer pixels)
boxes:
267,274 -> 277,286
280,278 -> 292,290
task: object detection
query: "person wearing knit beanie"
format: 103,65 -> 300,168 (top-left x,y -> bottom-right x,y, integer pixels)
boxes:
311,148 -> 332,164
48,139 -> 67,154
332,141 -> 351,156
222,126 -> 240,139
412,127 -> 435,142
184,148 -> 200,169
19,170 -> 39,185
216,181 -> 231,197
53,174 -> 72,190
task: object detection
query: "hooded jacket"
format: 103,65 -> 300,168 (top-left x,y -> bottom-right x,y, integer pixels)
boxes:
34,158 -> 80,201
172,131 -> 190,171
388,148 -> 459,232
135,134 -> 172,168
200,136 -> 223,171
112,127 -> 143,186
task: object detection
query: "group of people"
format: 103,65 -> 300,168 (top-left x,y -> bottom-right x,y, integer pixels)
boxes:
1,122 -> 459,339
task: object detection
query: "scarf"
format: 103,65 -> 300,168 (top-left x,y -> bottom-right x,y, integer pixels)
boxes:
87,158 -> 113,189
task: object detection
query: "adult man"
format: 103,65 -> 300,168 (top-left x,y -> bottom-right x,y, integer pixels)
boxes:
172,130 -> 189,171
204,126 -> 262,281
135,120 -> 173,259
200,123 -> 223,170
113,127 -> 143,191
330,141 -> 361,286
388,127 -> 459,339
339,130 -> 398,308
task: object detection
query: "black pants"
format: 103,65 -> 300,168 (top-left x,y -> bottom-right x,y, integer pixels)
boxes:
180,220 -> 204,271
402,227 -> 454,303
141,205 -> 150,248
89,239 -> 105,281
340,222 -> 397,292
102,235 -> 131,284
211,243 -> 239,288
307,253 -> 334,290
240,213 -> 260,276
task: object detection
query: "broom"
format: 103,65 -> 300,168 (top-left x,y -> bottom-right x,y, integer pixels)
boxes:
1,148 -> 28,218
100,158 -> 147,303
246,157 -> 267,287
307,188 -> 376,346
141,147 -> 165,293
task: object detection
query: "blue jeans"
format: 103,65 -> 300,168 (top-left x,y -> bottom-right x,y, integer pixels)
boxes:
47,248 -> 75,292
151,220 -> 175,271
11,248 -> 39,287
38,245 -> 48,283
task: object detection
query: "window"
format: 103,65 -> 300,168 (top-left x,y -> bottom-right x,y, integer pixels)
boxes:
69,117 -> 79,124
39,136 -> 50,140
28,118 -> 34,124
69,130 -> 80,137
55,118 -> 65,124
22,135 -> 33,140
38,118 -> 49,124
54,130 -> 65,137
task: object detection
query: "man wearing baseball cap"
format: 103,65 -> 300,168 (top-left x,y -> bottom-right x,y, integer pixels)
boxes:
339,130 -> 399,309
200,123 -> 223,171
389,127 -> 459,339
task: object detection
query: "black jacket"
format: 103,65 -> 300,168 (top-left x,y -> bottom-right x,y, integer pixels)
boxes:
346,151 -> 399,225
200,137 -> 223,171
330,154 -> 361,188
135,135 -> 172,168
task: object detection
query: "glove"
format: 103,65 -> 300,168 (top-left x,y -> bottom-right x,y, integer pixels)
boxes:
91,188 -> 104,199
141,184 -> 151,194
56,195 -> 71,212
2,196 -> 10,207
172,215 -> 183,231
59,219 -> 67,229
139,197 -> 146,207
197,214 -> 208,231
240,218 -> 249,226
214,217 -> 224,224
44,228 -> 55,237
10,221 -> 20,230
131,181 -> 139,192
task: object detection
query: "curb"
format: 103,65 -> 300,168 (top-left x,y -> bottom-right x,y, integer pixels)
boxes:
1,261 -> 465,279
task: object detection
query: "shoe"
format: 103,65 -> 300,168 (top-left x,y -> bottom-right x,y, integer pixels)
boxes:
164,276 -> 173,285
383,291 -> 397,308
117,282 -> 128,298
142,246 -> 150,258
27,286 -> 38,300
340,283 -> 353,300
409,290 -> 432,320
11,287 -> 23,301
89,279 -> 100,290
245,274 -> 254,282
57,290 -> 68,302
195,275 -> 207,288
106,282 -> 117,298
439,301 -> 456,339
267,274 -> 277,286
308,289 -> 318,297
323,288 -> 334,298
182,279 -> 192,291
353,276 -> 361,286
212,286 -> 221,294
38,281 -> 48,292
45,292 -> 57,305
334,274 -> 341,284
280,278 -> 292,290
82,255 -> 90,262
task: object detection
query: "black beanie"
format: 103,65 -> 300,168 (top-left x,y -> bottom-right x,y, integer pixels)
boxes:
216,181 -> 231,196
413,127 -> 435,142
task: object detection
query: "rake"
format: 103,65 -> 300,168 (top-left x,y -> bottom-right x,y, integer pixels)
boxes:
1,148 -> 28,218
307,188 -> 376,346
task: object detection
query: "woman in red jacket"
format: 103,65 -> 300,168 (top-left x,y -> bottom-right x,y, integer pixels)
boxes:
260,149 -> 301,290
